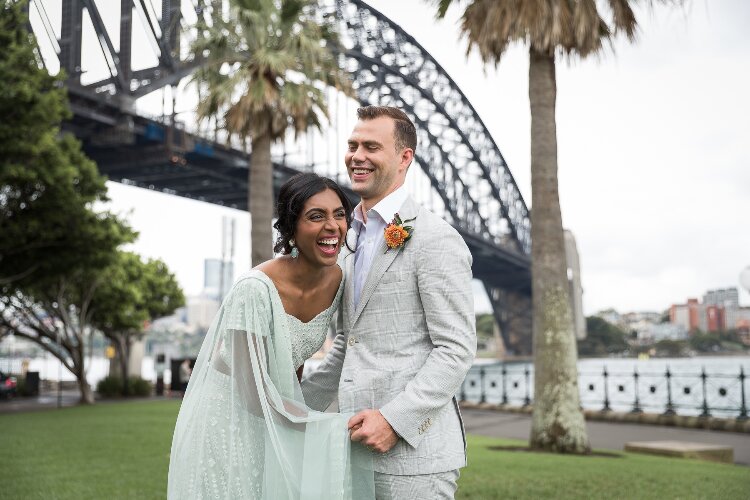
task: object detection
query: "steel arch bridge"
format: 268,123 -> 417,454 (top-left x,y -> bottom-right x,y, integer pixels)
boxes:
27,0 -> 533,353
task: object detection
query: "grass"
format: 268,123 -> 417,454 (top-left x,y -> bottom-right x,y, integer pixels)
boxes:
1,400 -> 748,499
459,436 -> 750,499
2,401 -> 177,500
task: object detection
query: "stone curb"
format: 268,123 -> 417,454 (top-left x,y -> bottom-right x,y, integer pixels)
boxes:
458,401 -> 750,434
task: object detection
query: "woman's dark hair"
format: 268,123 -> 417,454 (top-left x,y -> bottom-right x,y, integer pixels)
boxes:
273,173 -> 354,255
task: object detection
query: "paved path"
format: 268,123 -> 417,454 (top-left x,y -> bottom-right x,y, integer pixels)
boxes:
0,389 -> 81,413
461,408 -> 750,465
0,390 -> 180,414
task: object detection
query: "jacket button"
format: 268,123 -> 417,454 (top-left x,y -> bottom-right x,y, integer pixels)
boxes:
348,337 -> 356,346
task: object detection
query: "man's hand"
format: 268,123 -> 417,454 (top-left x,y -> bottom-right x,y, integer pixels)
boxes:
348,409 -> 399,453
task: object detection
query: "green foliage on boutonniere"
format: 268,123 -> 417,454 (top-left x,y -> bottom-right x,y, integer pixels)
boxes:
384,213 -> 416,252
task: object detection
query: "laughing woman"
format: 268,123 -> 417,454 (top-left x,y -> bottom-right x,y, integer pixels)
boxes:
168,173 -> 373,499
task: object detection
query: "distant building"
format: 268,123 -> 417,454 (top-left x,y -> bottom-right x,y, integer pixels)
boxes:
726,307 -> 750,330
596,309 -> 625,329
633,321 -> 688,344
186,295 -> 220,330
622,311 -> 662,324
705,305 -> 726,332
564,230 -> 586,340
204,258 -> 234,300
670,298 -> 703,332
736,319 -> 750,346
704,288 -> 739,308
670,287 -> 747,333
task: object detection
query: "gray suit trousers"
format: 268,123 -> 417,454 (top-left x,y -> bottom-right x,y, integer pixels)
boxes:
374,469 -> 460,500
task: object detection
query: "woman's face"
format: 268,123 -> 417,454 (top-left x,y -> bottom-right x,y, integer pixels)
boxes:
293,188 -> 348,267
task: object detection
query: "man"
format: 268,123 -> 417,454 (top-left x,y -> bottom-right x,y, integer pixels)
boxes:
301,106 -> 476,499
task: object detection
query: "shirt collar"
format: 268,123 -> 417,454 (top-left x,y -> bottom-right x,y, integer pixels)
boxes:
352,185 -> 409,227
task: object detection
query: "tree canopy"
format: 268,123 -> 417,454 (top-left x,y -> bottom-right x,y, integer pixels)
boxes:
578,316 -> 630,356
0,2 -> 182,402
0,0 -> 134,291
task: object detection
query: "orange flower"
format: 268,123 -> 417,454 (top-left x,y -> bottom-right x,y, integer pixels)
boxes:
384,224 -> 409,249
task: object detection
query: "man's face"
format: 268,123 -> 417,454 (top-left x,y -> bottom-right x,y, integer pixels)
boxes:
345,116 -> 412,205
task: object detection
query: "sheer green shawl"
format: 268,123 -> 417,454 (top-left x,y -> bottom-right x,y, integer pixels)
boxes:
168,271 -> 373,499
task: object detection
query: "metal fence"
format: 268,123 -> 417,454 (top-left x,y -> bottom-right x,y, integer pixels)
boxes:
460,363 -> 749,419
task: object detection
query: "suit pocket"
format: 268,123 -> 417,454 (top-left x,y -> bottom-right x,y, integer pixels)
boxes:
380,270 -> 406,284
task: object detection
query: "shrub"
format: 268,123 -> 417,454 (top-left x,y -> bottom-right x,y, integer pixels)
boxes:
128,377 -> 152,397
96,376 -> 153,397
96,376 -> 123,398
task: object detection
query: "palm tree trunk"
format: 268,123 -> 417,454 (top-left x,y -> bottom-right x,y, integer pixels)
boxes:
249,133 -> 273,266
528,48 -> 589,453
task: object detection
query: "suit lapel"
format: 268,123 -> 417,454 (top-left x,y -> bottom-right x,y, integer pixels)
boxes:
350,197 -> 419,328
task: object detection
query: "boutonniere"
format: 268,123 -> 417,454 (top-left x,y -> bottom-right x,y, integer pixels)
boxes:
384,213 -> 416,252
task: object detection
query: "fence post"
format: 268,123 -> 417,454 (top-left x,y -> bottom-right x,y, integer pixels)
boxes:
523,365 -> 531,406
501,364 -> 508,405
663,366 -> 676,416
631,367 -> 642,413
739,366 -> 748,421
602,367 -> 611,412
479,366 -> 486,404
700,366 -> 710,418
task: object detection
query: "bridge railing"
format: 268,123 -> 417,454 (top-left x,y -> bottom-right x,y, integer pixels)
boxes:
460,362 -> 749,419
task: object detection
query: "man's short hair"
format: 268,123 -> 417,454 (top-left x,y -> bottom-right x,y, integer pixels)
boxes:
356,105 -> 417,154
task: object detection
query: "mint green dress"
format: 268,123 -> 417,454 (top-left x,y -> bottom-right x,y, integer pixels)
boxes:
168,270 -> 373,499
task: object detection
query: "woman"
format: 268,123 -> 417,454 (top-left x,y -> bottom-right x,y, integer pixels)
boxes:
168,173 -> 373,499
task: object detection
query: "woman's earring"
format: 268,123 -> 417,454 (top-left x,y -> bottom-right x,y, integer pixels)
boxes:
289,239 -> 299,259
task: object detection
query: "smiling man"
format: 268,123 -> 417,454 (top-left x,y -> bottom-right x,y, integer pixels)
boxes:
301,106 -> 477,499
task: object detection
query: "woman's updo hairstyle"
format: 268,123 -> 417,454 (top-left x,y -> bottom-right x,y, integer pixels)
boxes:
273,173 -> 354,255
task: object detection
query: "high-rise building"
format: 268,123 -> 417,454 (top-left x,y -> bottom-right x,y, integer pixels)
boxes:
564,230 -> 586,340
704,288 -> 739,308
204,258 -> 234,300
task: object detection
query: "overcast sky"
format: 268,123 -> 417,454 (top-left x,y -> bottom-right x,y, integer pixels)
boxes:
31,0 -> 750,314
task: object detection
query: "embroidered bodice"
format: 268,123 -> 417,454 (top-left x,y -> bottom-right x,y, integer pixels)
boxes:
287,278 -> 343,369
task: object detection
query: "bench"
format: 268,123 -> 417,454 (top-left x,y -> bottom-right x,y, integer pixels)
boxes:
624,440 -> 733,464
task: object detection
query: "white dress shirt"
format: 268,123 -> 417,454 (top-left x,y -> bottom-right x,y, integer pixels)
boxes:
351,185 -> 410,309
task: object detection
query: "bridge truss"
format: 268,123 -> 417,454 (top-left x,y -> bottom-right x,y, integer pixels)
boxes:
28,0 -> 533,353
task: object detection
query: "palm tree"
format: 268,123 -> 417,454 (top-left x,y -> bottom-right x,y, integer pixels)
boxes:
190,0 -> 352,265
434,0 -> 671,453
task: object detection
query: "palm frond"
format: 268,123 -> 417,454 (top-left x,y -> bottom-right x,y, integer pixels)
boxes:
439,0 -> 678,62
188,0 -> 352,141
608,0 -> 638,40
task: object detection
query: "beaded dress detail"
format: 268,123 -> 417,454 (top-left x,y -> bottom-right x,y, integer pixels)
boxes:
287,277 -> 344,369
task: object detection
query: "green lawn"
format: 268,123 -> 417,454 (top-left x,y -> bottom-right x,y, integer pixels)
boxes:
1,400 -> 748,499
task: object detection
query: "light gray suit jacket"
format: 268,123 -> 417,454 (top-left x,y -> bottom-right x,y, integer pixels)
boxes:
301,196 -> 476,475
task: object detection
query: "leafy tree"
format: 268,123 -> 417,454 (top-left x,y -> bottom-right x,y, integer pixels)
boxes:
578,316 -> 629,356
0,1 -> 135,404
0,0 -> 131,288
653,339 -> 687,357
476,313 -> 495,341
189,0 -> 353,265
689,330 -> 746,353
434,0 -> 678,453
91,252 -> 184,395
